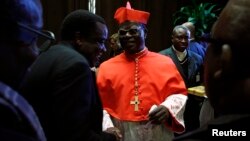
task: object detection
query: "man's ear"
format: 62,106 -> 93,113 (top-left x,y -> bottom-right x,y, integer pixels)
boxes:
171,35 -> 174,43
144,33 -> 147,39
144,28 -> 148,39
74,32 -> 82,46
214,44 -> 232,79
221,44 -> 232,73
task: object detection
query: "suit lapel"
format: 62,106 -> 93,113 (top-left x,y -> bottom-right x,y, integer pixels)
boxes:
169,48 -> 187,82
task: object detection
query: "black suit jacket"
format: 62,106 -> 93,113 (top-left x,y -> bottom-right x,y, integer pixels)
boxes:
159,47 -> 203,88
20,42 -> 116,141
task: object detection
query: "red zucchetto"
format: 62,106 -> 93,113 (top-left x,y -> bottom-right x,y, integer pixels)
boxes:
114,1 -> 150,25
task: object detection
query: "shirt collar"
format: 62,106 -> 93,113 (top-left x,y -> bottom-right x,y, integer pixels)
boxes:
172,45 -> 187,61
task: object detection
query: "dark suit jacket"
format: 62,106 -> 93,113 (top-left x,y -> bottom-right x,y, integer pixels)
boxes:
20,42 -> 116,141
159,47 -> 203,88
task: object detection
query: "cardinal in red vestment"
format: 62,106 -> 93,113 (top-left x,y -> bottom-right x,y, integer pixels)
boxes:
97,2 -> 188,141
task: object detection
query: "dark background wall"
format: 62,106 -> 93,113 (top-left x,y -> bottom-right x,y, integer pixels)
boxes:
40,0 -> 228,56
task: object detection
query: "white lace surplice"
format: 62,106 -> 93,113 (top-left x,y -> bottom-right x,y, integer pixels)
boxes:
111,118 -> 174,141
102,94 -> 187,141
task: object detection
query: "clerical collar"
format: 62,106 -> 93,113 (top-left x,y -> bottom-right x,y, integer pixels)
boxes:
172,45 -> 187,62
125,47 -> 148,60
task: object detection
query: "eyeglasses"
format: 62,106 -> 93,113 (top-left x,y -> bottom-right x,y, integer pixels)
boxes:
2,15 -> 55,42
17,22 -> 56,53
118,26 -> 143,37
38,30 -> 56,52
17,22 -> 55,41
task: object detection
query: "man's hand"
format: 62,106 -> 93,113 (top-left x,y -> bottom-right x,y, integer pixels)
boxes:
105,127 -> 122,141
148,105 -> 170,124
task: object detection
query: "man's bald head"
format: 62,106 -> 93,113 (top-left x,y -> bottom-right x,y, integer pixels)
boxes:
212,0 -> 250,45
182,22 -> 195,39
205,0 -> 250,115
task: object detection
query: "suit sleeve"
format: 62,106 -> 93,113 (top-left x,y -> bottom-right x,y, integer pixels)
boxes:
53,61 -> 116,141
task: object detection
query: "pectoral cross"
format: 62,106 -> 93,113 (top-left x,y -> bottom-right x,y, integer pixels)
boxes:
130,95 -> 140,111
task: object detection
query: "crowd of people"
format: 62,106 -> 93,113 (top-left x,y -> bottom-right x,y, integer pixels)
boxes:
0,0 -> 249,141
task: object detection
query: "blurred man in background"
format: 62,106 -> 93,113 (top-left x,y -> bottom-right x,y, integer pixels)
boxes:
0,0 -> 46,140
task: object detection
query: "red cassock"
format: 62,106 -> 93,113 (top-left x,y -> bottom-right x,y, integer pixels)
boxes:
97,48 -> 187,133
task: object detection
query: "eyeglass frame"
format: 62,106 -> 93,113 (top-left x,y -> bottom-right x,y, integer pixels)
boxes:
17,22 -> 55,41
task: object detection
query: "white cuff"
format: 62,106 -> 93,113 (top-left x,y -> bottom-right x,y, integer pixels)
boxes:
102,110 -> 114,131
160,94 -> 187,129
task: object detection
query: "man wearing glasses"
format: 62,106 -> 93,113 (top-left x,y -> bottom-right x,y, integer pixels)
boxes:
97,2 -> 188,141
0,0 -> 46,141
